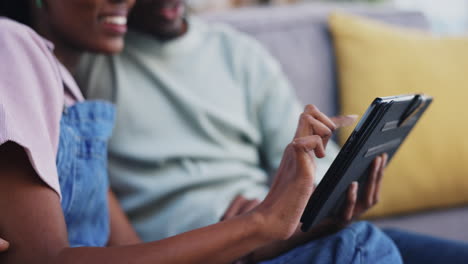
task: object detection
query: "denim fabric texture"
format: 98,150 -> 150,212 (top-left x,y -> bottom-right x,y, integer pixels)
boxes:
56,101 -> 115,247
384,228 -> 468,264
260,221 -> 402,264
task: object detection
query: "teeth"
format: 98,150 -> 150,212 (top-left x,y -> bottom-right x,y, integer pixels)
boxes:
102,16 -> 127,25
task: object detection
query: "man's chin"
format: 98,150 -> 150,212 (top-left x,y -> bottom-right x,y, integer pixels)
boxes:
151,20 -> 187,39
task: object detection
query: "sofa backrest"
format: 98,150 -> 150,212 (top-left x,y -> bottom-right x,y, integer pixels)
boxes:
201,3 -> 429,116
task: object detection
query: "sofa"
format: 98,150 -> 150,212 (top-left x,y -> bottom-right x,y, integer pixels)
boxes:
201,2 -> 468,242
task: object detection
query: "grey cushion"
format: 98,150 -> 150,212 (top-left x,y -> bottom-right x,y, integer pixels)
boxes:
201,3 -> 429,116
374,207 -> 468,242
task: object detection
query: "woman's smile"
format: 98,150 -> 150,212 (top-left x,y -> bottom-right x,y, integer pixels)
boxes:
99,14 -> 128,35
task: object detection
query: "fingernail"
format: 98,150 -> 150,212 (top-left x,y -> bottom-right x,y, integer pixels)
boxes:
0,238 -> 9,247
383,153 -> 389,163
335,115 -> 359,128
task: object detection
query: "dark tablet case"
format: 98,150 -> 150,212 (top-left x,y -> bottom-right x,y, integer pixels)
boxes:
300,94 -> 433,232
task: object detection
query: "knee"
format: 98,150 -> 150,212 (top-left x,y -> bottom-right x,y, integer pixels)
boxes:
348,221 -> 403,264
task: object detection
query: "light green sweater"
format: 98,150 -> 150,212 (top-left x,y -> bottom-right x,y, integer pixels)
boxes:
77,18 -> 338,241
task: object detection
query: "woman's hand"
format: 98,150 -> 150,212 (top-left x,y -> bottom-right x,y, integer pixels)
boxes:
221,155 -> 388,264
0,238 -> 9,252
342,153 -> 388,222
254,135 -> 322,240
252,105 -> 339,241
298,153 -> 388,242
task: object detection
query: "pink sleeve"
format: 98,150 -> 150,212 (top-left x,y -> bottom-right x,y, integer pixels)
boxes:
0,18 -> 64,198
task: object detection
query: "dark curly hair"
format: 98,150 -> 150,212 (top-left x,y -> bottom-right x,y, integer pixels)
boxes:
0,0 -> 32,26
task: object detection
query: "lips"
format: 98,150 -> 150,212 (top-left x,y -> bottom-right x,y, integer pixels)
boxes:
99,15 -> 128,35
153,0 -> 183,20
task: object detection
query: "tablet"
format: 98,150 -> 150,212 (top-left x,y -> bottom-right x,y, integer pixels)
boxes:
300,94 -> 433,232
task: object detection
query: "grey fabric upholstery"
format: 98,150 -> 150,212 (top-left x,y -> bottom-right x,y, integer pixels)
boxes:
200,3 -> 468,242
375,207 -> 468,242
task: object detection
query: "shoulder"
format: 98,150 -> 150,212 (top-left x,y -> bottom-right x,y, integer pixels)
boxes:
0,17 -> 29,33
194,18 -> 266,53
0,19 -> 65,198
196,18 -> 280,66
0,18 -> 60,82
0,19 -> 64,198
193,18 -> 282,77
0,18 -> 64,120
0,17 -> 52,53
0,17 -> 62,90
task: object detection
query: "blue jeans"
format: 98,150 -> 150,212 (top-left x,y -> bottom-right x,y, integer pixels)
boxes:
260,221 -> 402,264
384,228 -> 468,264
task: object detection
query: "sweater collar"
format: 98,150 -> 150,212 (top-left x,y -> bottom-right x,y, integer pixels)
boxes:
126,17 -> 204,57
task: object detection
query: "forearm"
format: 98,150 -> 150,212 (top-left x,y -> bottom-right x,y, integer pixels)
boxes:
0,144 -> 274,264
107,190 -> 142,246
53,213 -> 269,264
2,114 -> 327,264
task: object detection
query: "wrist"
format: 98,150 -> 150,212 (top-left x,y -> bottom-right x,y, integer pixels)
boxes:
245,209 -> 276,244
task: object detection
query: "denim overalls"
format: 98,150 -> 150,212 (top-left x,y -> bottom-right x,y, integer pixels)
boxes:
56,101 -> 115,247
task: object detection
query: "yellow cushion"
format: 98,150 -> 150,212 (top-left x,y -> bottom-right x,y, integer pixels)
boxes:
329,13 -> 468,218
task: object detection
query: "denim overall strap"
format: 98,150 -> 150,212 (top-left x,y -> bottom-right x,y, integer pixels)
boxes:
56,100 -> 115,247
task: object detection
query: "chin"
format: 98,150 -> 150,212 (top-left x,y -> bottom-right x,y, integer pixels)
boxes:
90,40 -> 125,54
151,21 -> 184,38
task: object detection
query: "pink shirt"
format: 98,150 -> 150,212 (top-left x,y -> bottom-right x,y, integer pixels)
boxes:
0,18 -> 84,198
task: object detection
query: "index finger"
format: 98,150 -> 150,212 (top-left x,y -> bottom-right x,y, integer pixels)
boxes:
0,238 -> 9,252
343,182 -> 358,222
304,105 -> 337,131
330,115 -> 358,129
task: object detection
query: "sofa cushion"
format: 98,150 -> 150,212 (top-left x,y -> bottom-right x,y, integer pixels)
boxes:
374,207 -> 468,242
329,12 -> 468,218
201,3 -> 429,116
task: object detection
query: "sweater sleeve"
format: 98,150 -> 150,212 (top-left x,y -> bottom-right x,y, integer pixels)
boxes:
236,31 -> 340,183
0,18 -> 64,198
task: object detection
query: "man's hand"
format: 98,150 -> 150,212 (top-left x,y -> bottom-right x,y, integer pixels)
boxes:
222,196 -> 261,264
221,195 -> 261,222
0,238 -> 9,252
